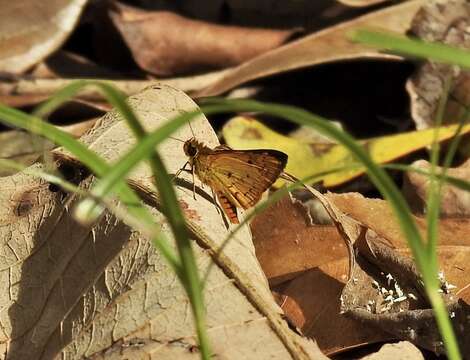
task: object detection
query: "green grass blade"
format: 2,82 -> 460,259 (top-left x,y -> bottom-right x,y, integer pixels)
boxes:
384,163 -> 470,192
116,104 -> 211,359
8,79 -> 212,357
350,29 -> 470,359
426,77 -> 451,272
350,29 -> 470,69
0,159 -> 84,194
0,104 -> 180,273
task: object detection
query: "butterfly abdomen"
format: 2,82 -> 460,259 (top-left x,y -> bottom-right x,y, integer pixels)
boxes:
215,191 -> 239,224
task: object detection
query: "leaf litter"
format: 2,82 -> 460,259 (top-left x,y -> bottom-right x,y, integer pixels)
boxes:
2,0 -> 470,359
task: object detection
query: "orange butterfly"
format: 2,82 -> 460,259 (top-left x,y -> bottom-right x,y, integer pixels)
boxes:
179,138 -> 288,224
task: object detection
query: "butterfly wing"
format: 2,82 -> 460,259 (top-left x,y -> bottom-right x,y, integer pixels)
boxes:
204,149 -> 288,213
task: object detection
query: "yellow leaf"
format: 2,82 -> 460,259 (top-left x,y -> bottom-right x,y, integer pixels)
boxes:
223,116 -> 470,187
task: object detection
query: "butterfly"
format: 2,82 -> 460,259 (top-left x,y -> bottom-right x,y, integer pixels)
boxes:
178,138 -> 288,224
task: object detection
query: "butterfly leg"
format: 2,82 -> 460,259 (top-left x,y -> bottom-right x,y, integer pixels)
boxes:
210,188 -> 222,215
172,162 -> 198,200
172,161 -> 190,182
191,165 -> 197,200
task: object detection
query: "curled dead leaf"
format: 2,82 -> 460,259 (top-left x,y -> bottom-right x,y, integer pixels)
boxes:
109,3 -> 297,76
406,0 -> 470,129
251,194 -> 347,285
0,69 -> 229,108
275,260 -> 392,355
0,0 -> 88,73
195,0 -> 424,97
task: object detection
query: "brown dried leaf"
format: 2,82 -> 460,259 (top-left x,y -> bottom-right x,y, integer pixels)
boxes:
406,0 -> 470,129
404,159 -> 470,216
0,84 -> 326,359
0,70 -> 229,107
275,192 -> 470,355
327,192 -> 470,248
109,3 -> 297,76
252,185 -> 377,354
0,94 -> 50,108
0,0 -> 88,73
276,261 -> 392,355
268,190 -> 385,354
195,0 -> 424,97
251,194 -> 347,285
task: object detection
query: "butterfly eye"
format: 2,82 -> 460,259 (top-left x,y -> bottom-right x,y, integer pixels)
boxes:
188,146 -> 197,157
184,142 -> 198,157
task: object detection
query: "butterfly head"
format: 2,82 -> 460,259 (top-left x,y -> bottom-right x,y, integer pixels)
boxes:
183,138 -> 199,158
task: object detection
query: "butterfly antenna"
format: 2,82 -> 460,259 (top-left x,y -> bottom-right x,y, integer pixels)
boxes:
188,119 -> 196,139
168,136 -> 185,143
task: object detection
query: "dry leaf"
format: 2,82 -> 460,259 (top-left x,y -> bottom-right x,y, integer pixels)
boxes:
273,192 -> 470,355
109,2 -> 297,76
248,185 -> 374,354
0,93 -> 51,108
0,84 -> 327,359
406,0 -> 470,130
251,194 -> 347,285
327,192 -> 470,249
270,190 -> 386,355
0,70 -> 229,108
141,1 -> 351,29
276,262 -> 392,355
0,0 -> 88,73
403,159 -> 470,216
289,123 -> 343,144
195,0 -> 424,97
